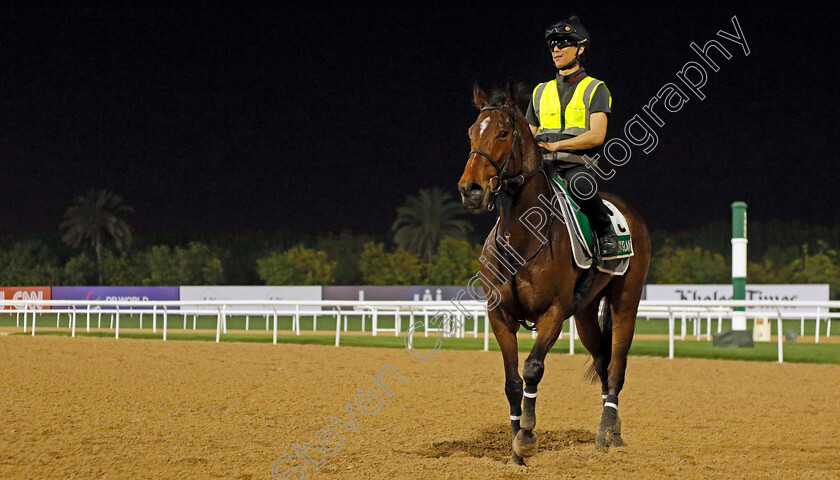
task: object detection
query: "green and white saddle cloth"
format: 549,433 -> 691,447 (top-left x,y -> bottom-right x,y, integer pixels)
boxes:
549,175 -> 634,275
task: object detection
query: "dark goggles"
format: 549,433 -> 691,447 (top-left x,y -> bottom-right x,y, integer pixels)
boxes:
547,36 -> 578,50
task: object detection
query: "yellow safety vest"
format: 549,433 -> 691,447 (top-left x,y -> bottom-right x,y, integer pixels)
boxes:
532,76 -> 610,139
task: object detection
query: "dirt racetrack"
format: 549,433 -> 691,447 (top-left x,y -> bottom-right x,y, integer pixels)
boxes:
1,335 -> 839,479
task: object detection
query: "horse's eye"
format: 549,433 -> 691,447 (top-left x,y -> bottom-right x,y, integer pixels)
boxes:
499,130 -> 510,139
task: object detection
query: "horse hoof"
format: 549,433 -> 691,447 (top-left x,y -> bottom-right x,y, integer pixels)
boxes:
508,453 -> 526,466
608,433 -> 626,447
595,426 -> 610,452
608,413 -> 625,447
513,429 -> 538,458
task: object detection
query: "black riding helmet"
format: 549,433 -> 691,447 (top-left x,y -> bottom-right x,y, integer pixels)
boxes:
545,16 -> 590,68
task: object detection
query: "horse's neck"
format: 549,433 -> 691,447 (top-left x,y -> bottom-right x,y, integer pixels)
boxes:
514,130 -> 549,213
507,133 -> 556,250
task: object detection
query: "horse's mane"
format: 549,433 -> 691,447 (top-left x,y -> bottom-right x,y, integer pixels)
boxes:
486,81 -> 532,116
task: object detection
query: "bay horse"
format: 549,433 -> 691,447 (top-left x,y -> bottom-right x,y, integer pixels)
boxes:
458,82 -> 650,465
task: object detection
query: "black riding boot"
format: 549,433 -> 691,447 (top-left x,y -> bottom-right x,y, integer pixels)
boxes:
560,166 -> 619,258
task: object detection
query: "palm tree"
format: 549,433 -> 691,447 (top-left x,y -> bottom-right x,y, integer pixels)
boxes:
59,189 -> 133,284
391,187 -> 473,263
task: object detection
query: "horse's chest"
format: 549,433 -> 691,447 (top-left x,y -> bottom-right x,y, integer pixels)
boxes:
503,270 -> 553,317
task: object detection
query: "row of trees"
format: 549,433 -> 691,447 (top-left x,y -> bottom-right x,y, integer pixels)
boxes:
256,237 -> 482,286
650,242 -> 840,289
1,188 -> 839,295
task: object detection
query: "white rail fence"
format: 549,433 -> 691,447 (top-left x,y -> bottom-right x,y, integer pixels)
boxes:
1,299 -> 837,363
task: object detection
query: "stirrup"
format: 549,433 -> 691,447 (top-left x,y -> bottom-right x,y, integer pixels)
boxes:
597,232 -> 620,258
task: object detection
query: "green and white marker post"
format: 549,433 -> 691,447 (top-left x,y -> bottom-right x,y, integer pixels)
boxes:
731,201 -> 748,330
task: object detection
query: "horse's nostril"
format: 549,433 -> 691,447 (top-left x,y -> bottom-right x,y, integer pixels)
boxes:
459,182 -> 484,197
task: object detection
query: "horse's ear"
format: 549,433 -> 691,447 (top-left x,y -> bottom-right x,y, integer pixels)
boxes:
505,80 -> 518,107
473,83 -> 488,109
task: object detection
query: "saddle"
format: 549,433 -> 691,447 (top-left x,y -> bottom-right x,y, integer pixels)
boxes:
548,175 -> 634,275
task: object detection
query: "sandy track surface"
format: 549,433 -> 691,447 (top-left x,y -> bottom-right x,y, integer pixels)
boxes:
1,335 -> 838,479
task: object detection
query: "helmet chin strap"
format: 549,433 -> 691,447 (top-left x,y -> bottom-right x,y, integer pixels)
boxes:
558,45 -> 582,71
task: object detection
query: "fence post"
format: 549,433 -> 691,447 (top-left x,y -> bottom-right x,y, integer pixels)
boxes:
484,308 -> 490,352
472,310 -> 479,338
153,305 -> 157,334
569,316 -> 575,355
163,307 -> 168,341
372,309 -> 378,337
216,306 -> 222,343
668,307 -> 675,359
222,304 -> 227,334
335,309 -> 341,347
815,307 -> 821,344
115,306 -> 120,339
273,308 -> 278,345
776,308 -> 784,363
706,312 -> 712,340
71,306 -> 77,338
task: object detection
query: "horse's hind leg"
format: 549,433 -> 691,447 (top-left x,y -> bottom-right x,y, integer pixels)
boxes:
596,283 -> 641,451
573,298 -> 610,396
574,298 -> 621,450
514,306 -> 565,460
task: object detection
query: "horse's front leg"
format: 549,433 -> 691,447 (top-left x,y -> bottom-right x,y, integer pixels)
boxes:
489,311 -> 526,465
514,305 -> 565,460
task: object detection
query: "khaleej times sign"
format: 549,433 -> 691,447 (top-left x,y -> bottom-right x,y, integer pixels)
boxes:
179,286 -> 323,313
645,284 -> 830,314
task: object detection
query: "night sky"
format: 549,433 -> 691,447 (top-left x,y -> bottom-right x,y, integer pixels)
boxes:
2,4 -> 837,237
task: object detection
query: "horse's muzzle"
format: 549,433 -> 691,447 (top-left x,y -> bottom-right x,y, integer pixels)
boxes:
459,182 -> 485,209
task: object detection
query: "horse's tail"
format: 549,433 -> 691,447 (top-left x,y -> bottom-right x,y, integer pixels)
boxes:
585,299 -> 613,384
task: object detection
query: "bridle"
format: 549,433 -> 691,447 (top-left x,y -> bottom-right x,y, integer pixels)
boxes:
468,104 -> 546,238
468,104 -> 556,331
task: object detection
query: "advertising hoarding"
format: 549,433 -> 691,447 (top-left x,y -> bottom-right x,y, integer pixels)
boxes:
323,285 -> 487,302
0,287 -> 52,311
51,286 -> 180,310
645,284 -> 829,314
179,286 -> 322,312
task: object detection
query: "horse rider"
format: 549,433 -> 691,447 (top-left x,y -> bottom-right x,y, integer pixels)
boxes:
525,16 -> 621,259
